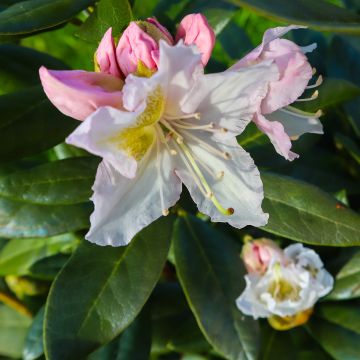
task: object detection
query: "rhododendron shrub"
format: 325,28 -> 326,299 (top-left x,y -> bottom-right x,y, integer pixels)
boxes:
0,1 -> 359,359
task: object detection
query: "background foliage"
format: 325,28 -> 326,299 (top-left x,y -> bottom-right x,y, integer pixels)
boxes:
0,0 -> 359,359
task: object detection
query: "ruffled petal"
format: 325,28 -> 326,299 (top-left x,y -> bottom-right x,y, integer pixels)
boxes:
175,135 -> 268,228
66,106 -> 141,178
181,60 -> 279,138
86,149 -> 182,246
95,27 -> 122,78
175,13 -> 215,65
39,67 -> 123,121
253,112 -> 299,161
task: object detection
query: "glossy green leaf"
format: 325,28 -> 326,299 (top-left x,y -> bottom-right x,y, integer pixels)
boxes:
0,305 -> 32,358
0,86 -> 77,163
0,0 -> 95,36
317,302 -> 360,335
173,214 -> 259,360
228,0 -> 360,34
307,316 -> 360,360
29,254 -> 69,280
23,307 -> 45,360
0,234 -> 77,276
0,157 -> 98,205
326,251 -> 360,300
88,308 -> 151,360
44,216 -> 174,360
261,173 -> 360,246
78,0 -> 132,43
0,44 -> 67,95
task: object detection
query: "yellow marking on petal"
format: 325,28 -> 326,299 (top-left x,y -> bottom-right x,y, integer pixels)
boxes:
135,60 -> 156,78
268,308 -> 314,331
109,86 -> 165,160
94,53 -> 100,72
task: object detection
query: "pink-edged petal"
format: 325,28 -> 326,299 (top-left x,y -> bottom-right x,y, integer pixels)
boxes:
116,22 -> 159,77
253,112 -> 298,161
95,27 -> 122,78
146,17 -> 174,44
181,60 -> 279,138
39,67 -> 123,121
66,106 -> 141,178
259,39 -> 313,114
176,134 -> 268,228
175,13 -> 215,65
86,150 -> 182,246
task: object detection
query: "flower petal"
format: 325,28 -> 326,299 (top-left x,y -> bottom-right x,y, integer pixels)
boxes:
66,106 -> 142,178
86,149 -> 182,246
146,17 -> 174,44
175,13 -> 215,65
181,60 -> 279,138
175,135 -> 268,228
253,112 -> 299,161
95,27 -> 122,78
39,67 -> 123,120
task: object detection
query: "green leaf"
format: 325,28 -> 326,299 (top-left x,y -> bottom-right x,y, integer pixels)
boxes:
317,302 -> 360,335
29,254 -> 69,280
307,316 -> 360,360
0,86 -> 78,163
334,133 -> 360,165
261,173 -> 360,246
0,305 -> 32,358
23,307 -> 45,360
88,307 -> 151,360
326,251 -> 360,300
228,0 -> 360,34
78,0 -> 132,43
173,214 -> 259,360
44,216 -> 174,360
0,157 -> 98,205
0,234 -> 77,276
0,44 -> 68,95
0,0 -> 95,36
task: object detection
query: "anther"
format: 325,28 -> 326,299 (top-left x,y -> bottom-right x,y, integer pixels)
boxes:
221,128 -> 228,133
194,112 -> 201,120
170,149 -> 177,155
227,208 -> 235,215
296,90 -> 319,102
307,75 -> 323,89
312,68 -> 317,75
176,136 -> 183,144
217,171 -> 224,179
223,152 -> 231,159
315,109 -> 323,117
162,209 -> 169,216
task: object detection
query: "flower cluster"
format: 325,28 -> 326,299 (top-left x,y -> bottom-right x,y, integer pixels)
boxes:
39,14 -> 323,246
237,239 -> 333,329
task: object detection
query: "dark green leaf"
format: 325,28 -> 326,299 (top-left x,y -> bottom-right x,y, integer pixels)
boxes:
334,133 -> 360,165
78,0 -> 132,43
317,302 -> 360,335
326,251 -> 360,300
262,173 -> 360,246
0,0 -> 95,36
29,254 -> 69,280
173,214 -> 259,360
44,216 -> 174,360
0,234 -> 77,276
307,316 -> 360,360
23,307 -> 45,360
228,0 -> 360,34
0,44 -> 67,95
0,86 -> 78,163
0,305 -> 32,358
0,157 -> 98,205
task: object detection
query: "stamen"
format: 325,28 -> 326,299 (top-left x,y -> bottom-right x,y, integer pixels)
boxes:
312,68 -> 317,75
164,112 -> 201,121
156,124 -> 177,155
160,119 -> 184,143
180,129 -> 231,160
306,75 -> 323,89
296,90 -> 318,102
172,121 -> 215,130
177,140 -> 234,216
283,106 -> 322,118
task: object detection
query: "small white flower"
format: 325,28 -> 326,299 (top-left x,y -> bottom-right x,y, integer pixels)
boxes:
236,243 -> 333,319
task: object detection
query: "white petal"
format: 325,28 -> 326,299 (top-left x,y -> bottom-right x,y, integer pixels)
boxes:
181,61 -> 279,138
66,106 -> 140,178
267,108 -> 323,138
86,147 -> 182,246
175,135 -> 268,228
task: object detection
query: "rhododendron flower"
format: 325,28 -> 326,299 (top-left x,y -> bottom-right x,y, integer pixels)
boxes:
41,40 -> 278,246
242,238 -> 286,274
117,13 -> 215,76
237,242 -> 333,321
231,26 -> 323,160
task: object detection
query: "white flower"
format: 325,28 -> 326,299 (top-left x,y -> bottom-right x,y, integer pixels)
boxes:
66,41 -> 279,246
236,243 -> 333,319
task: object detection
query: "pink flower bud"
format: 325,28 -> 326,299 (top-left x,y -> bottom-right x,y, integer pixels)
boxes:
175,13 -> 215,65
242,239 -> 285,274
